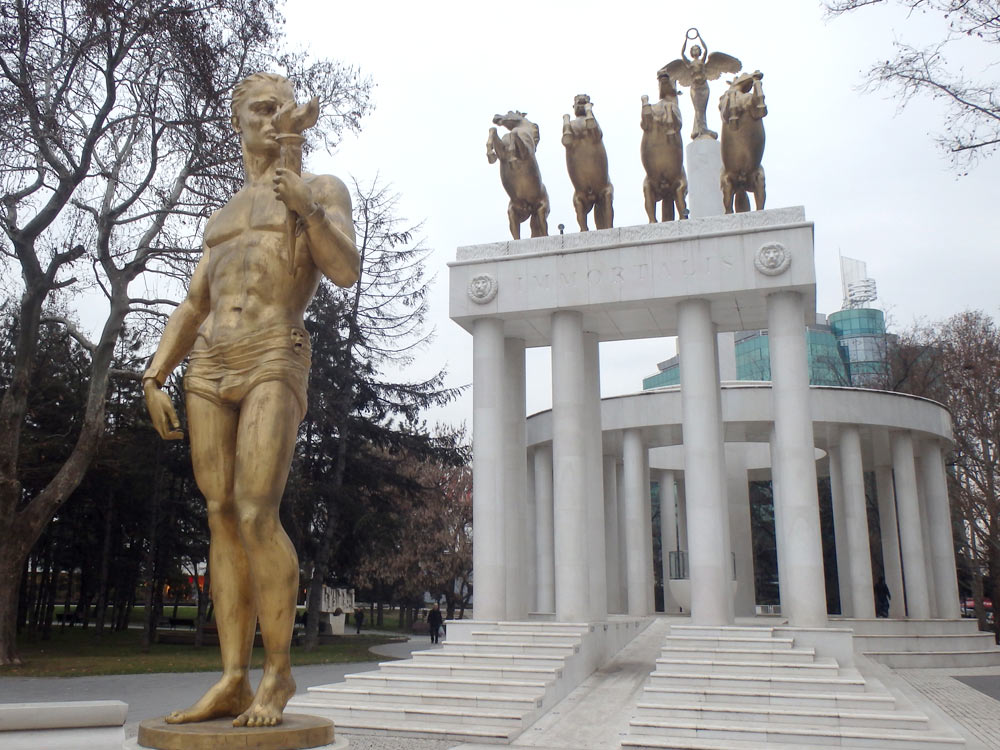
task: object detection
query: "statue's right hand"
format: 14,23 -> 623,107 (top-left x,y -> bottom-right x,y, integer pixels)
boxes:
641,95 -> 650,106
144,383 -> 183,440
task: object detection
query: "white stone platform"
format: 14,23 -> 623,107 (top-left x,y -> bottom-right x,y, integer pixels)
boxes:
286,617 -> 648,743
838,617 -> 1000,668
0,699 -> 127,750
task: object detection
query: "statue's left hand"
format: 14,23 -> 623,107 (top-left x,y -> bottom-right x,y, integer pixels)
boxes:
273,169 -> 314,216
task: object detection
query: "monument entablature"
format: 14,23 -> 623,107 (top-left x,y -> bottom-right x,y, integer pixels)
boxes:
524,383 -> 954,456
449,207 -> 814,347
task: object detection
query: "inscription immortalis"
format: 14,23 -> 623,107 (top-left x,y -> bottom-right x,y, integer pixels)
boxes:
508,249 -> 738,295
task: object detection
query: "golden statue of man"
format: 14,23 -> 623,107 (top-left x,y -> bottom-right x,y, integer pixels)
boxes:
142,72 -> 360,727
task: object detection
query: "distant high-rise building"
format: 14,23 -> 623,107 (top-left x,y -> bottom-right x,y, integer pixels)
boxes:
642,257 -> 886,390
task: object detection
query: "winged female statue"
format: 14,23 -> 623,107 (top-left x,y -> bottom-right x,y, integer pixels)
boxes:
661,28 -> 742,141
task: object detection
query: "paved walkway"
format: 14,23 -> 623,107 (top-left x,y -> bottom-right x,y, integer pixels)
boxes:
896,666 -> 1000,750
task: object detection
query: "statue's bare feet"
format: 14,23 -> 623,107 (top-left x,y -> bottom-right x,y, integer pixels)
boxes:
233,669 -> 296,727
164,673 -> 253,724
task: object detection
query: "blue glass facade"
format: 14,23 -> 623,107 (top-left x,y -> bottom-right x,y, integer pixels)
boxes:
642,309 -> 885,390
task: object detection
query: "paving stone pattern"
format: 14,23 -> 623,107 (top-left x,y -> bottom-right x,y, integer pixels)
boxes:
897,668 -> 1000,749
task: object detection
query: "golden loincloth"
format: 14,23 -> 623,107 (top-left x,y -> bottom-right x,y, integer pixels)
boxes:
185,326 -> 311,419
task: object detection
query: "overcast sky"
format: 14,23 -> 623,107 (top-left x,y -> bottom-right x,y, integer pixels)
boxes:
284,0 -> 998,429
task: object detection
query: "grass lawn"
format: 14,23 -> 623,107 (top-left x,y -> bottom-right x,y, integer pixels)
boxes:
1,627 -> 403,678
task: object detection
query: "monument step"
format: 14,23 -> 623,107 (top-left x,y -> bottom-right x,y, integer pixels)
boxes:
648,669 -> 867,693
626,718 -> 965,748
668,625 -> 776,639
471,629 -> 586,644
305,684 -> 542,710
285,699 -> 526,728
654,656 -> 837,675
852,632 -> 997,651
659,645 -> 814,662
443,639 -> 579,656
864,648 -> 1000,668
478,621 -> 590,635
343,672 -> 547,694
377,659 -> 561,682
317,716 -> 516,742
641,684 -> 897,710
634,700 -> 929,729
662,635 -> 795,650
834,617 -> 981,636
412,650 -> 566,669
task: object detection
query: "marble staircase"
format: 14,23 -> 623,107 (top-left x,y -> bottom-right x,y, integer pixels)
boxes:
287,621 -> 594,743
837,617 -> 1000,668
620,623 -> 967,750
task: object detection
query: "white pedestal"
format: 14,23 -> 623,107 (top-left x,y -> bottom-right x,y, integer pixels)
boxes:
686,138 -> 724,219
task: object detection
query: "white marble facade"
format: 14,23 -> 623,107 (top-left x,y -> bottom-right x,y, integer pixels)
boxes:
450,207 -> 959,626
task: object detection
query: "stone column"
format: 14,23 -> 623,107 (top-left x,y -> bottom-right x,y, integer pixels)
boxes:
768,427 -> 788,611
623,428 -> 649,615
828,446 -> 852,616
875,463 -> 905,618
725,452 -> 756,617
915,459 -> 938,617
676,479 -> 688,553
677,298 -> 733,625
891,431 -> 931,619
504,338 -> 528,619
472,318 -> 506,620
551,310 -> 590,621
642,449 -> 655,614
534,445 -> 555,614
604,456 -> 623,614
583,333 -> 608,621
616,460 -> 628,598
840,426 -> 875,618
659,470 -> 681,613
921,441 -> 961,619
526,448 -> 537,614
766,291 -> 828,627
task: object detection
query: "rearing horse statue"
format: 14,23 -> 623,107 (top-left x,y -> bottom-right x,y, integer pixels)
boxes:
487,111 -> 550,239
640,70 -> 688,222
719,71 -> 767,213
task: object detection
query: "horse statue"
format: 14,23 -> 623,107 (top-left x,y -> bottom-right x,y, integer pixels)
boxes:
640,70 -> 688,222
562,94 -> 613,231
719,71 -> 767,213
486,111 -> 550,239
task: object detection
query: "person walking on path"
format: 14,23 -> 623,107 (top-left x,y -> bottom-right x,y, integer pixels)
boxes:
428,603 -> 444,644
353,608 -> 365,635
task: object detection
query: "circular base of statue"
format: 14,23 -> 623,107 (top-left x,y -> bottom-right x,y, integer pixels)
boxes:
132,714 -> 339,750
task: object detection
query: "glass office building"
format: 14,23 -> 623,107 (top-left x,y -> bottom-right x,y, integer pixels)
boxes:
643,309 -> 886,390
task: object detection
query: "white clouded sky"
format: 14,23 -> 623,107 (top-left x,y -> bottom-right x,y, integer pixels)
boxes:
284,0 -> 999,429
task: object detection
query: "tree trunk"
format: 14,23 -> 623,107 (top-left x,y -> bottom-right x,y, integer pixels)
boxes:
17,561 -> 30,633
94,499 -> 115,637
0,564 -> 24,665
62,568 -> 74,630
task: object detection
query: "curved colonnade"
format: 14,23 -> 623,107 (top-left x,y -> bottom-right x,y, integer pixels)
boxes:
522,381 -> 959,624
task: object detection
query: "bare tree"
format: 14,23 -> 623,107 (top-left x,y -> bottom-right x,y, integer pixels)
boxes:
825,0 -> 1000,168
882,312 -> 1000,636
0,0 -> 372,664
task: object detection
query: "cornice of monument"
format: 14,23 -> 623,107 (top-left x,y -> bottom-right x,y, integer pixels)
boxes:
451,206 -> 808,265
